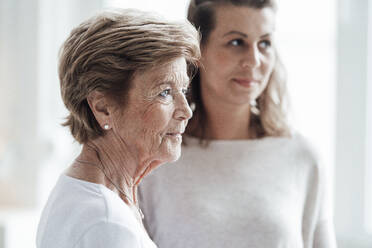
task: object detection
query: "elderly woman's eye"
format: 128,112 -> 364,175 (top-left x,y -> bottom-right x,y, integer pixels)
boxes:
229,39 -> 244,47
159,89 -> 171,98
182,88 -> 189,95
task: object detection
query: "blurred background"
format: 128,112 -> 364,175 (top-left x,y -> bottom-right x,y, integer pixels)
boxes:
0,0 -> 371,247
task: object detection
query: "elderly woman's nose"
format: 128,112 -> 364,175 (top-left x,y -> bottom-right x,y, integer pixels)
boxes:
174,93 -> 193,120
241,46 -> 261,69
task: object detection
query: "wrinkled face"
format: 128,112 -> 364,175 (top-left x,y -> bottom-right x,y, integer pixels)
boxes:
200,5 -> 276,107
112,57 -> 192,165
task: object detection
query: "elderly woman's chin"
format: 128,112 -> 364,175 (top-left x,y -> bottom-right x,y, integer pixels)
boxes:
144,140 -> 181,177
160,138 -> 182,164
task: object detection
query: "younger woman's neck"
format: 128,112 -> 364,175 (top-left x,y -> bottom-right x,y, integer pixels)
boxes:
190,98 -> 255,140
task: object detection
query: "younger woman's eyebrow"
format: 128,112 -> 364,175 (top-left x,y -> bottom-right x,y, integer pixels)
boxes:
260,33 -> 272,38
223,31 -> 273,38
223,30 -> 247,37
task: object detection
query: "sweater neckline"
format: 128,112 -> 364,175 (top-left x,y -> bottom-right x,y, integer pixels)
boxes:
183,134 -> 290,146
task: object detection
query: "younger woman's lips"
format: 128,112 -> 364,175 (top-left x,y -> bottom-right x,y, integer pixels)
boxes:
233,78 -> 259,87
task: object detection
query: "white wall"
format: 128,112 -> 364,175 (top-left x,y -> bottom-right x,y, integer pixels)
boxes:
334,0 -> 372,247
103,0 -> 189,20
0,0 -> 41,208
276,0 -> 337,212
366,0 -> 372,235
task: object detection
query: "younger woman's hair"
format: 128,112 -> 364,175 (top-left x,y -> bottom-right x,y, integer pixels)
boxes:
186,0 -> 291,141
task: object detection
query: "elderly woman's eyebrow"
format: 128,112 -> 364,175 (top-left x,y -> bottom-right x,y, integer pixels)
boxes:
153,75 -> 190,88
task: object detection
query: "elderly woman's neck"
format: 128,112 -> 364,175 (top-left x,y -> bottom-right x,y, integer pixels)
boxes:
66,134 -> 144,205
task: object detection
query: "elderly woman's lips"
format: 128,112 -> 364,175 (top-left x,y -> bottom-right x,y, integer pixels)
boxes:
165,133 -> 183,139
166,133 -> 182,136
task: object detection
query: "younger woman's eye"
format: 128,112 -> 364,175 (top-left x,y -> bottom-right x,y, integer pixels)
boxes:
159,89 -> 171,98
258,40 -> 271,49
228,39 -> 244,47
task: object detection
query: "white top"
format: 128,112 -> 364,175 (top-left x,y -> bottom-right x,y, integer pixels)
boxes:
139,134 -> 337,248
37,174 -> 157,248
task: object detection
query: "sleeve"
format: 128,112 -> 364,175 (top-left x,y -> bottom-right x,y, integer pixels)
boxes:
74,222 -> 141,248
313,220 -> 337,248
313,158 -> 337,248
298,134 -> 337,248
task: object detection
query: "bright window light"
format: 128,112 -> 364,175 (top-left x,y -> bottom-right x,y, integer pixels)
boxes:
365,0 -> 372,234
103,0 -> 189,20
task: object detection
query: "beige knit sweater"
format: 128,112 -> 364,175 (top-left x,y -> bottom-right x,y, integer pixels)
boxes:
139,134 -> 337,248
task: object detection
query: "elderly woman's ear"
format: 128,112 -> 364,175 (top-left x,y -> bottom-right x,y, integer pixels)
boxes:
87,90 -> 113,130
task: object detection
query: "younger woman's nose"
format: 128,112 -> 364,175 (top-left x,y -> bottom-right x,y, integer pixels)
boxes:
241,46 -> 261,69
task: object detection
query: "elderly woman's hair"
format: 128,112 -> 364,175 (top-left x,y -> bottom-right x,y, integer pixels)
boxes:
59,9 -> 200,144
186,0 -> 291,140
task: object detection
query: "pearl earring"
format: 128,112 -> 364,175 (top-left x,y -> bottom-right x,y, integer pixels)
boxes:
190,102 -> 196,112
103,124 -> 110,130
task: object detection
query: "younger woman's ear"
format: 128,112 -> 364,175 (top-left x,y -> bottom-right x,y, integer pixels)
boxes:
87,90 -> 112,129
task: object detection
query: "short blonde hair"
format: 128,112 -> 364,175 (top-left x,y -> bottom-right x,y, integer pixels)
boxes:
59,9 -> 200,143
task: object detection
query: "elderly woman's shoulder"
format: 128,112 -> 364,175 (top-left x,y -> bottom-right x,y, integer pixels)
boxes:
38,175 -> 143,248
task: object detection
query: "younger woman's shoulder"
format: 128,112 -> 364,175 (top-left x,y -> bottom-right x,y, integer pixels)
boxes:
286,131 -> 322,166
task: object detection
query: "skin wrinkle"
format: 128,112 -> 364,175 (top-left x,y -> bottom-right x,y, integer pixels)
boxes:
143,70 -> 190,101
67,57 -> 192,219
134,61 -> 191,164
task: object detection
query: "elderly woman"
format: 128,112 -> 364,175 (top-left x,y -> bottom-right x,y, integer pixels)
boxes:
139,0 -> 337,247
36,9 -> 200,248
